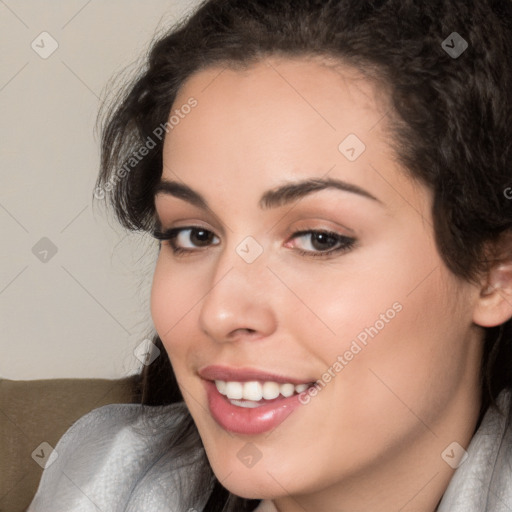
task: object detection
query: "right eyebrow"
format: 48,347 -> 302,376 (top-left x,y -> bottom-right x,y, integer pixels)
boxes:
153,180 -> 209,209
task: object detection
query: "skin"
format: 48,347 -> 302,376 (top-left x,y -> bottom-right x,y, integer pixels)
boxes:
150,57 -> 506,511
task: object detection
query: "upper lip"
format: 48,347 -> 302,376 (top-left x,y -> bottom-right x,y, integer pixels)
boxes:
198,365 -> 314,385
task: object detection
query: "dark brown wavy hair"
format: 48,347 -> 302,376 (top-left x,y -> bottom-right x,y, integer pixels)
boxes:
96,1 -> 512,510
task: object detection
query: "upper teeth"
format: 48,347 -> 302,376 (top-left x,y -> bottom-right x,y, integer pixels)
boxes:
215,380 -> 310,400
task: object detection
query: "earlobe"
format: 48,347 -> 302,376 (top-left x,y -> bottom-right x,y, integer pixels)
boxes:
473,261 -> 512,328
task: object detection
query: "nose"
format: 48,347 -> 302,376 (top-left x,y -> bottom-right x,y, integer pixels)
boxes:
198,245 -> 278,343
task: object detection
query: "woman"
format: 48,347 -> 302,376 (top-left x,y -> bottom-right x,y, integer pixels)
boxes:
29,0 -> 512,511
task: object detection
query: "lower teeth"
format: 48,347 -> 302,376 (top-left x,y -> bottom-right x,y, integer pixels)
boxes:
229,399 -> 264,408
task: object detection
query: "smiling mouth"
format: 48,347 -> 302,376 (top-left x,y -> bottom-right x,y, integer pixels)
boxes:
214,379 -> 315,407
202,374 -> 316,434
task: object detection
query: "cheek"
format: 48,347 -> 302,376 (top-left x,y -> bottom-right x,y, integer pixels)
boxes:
150,255 -> 198,355
150,257 -> 174,337
287,230 -> 471,424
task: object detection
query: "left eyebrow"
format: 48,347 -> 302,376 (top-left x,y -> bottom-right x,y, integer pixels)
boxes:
153,177 -> 382,210
259,177 -> 382,209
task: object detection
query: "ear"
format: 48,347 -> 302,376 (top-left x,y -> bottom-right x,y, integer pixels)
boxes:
472,234 -> 512,328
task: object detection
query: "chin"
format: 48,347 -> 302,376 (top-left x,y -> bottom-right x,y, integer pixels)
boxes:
217,474 -> 283,501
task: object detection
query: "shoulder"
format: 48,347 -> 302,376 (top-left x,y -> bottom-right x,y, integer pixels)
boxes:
28,402 -> 203,512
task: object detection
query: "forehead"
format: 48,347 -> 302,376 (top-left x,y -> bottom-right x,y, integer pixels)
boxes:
176,56 -> 383,108
168,56 -> 389,144
164,57 -> 390,159
158,56 -> 420,218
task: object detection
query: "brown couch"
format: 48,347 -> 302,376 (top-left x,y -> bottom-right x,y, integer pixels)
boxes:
0,377 -> 139,512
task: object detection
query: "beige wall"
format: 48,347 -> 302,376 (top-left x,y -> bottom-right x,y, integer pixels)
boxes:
0,0 -> 201,379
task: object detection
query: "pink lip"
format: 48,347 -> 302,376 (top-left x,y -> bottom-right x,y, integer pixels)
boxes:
198,365 -> 313,385
203,380 -> 307,435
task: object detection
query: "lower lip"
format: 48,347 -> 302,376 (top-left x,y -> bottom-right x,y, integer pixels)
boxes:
204,380 -> 307,435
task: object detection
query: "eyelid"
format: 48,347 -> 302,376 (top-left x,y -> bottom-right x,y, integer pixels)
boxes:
153,211 -> 225,237
152,226 -> 219,242
283,218 -> 355,240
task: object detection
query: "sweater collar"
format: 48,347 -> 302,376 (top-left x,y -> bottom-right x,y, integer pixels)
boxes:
437,388 -> 512,512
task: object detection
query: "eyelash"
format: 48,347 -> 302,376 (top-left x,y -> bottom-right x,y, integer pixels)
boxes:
152,226 -> 356,259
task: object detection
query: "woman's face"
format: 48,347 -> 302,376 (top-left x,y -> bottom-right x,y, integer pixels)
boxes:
151,58 -> 483,506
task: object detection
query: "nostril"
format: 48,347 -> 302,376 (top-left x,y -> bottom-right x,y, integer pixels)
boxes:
229,327 -> 257,337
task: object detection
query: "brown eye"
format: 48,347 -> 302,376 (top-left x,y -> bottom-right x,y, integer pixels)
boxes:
309,232 -> 339,251
152,227 -> 220,254
189,229 -> 216,247
289,230 -> 356,257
